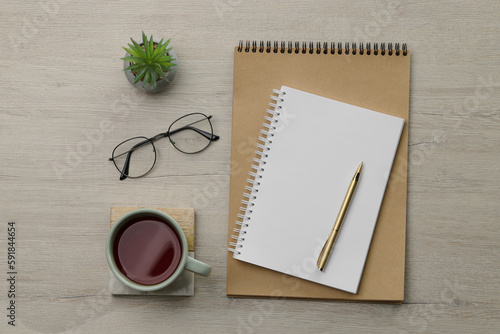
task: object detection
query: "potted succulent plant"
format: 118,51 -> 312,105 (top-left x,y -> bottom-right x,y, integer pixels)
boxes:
122,32 -> 177,93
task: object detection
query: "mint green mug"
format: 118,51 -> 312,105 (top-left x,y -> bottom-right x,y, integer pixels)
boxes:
106,208 -> 211,292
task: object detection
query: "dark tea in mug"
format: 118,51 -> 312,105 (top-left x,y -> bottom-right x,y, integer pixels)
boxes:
112,216 -> 183,285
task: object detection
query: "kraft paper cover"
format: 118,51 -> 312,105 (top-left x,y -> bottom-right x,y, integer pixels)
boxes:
227,46 -> 410,303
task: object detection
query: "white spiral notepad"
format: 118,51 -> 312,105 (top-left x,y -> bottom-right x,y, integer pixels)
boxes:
229,86 -> 405,294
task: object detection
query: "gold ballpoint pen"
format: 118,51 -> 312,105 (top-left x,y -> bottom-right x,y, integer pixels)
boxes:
317,162 -> 363,271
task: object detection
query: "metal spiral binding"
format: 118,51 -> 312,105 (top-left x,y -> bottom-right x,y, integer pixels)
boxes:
228,88 -> 286,255
237,40 -> 408,56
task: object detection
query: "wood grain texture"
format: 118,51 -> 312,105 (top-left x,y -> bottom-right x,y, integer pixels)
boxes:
110,207 -> 195,251
0,0 -> 499,333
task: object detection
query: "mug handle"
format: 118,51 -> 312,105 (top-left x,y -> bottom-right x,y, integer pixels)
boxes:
185,257 -> 211,277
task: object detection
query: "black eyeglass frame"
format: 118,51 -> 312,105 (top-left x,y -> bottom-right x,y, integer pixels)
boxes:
109,112 -> 219,180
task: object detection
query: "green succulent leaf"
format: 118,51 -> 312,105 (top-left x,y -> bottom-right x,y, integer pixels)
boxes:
142,70 -> 151,88
157,56 -> 174,62
149,71 -> 157,91
130,38 -> 146,58
151,43 -> 169,61
122,47 -> 140,57
142,32 -> 150,59
151,38 -> 165,59
154,65 -> 167,80
134,67 -> 148,84
123,63 -> 143,72
122,56 -> 147,63
148,35 -> 154,57
158,62 -> 176,67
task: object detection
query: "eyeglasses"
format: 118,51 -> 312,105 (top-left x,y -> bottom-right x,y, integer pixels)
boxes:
109,112 -> 219,180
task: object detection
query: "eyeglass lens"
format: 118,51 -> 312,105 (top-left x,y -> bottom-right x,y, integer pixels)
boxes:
112,136 -> 156,178
168,113 -> 213,154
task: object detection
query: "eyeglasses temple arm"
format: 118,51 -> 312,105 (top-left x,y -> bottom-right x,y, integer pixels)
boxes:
109,138 -> 155,161
119,153 -> 131,180
167,126 -> 219,141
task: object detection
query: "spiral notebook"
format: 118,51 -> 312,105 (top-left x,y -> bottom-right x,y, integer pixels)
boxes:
230,85 -> 405,294
227,41 -> 410,302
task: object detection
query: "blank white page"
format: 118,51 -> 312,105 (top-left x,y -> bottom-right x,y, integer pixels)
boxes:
233,86 -> 404,294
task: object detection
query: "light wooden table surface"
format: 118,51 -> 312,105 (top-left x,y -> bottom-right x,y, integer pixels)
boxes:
1,1 -> 499,333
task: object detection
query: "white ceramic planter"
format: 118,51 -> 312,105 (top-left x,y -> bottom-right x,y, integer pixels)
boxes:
123,38 -> 178,94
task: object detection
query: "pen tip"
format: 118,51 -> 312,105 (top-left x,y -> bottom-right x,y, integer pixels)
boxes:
355,162 -> 363,175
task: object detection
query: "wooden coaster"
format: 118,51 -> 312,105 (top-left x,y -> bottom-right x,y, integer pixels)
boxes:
109,207 -> 195,296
